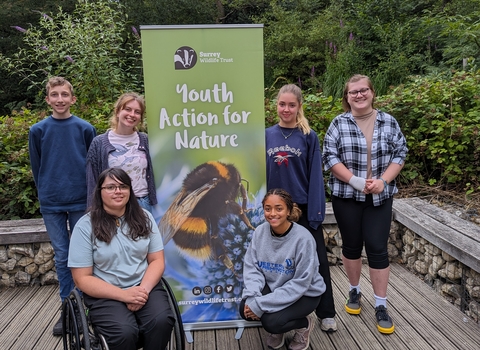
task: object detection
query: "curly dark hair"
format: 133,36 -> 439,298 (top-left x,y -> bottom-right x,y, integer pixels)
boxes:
262,188 -> 302,222
90,168 -> 152,243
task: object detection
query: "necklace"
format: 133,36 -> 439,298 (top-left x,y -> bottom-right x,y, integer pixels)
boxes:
280,127 -> 295,139
115,217 -> 120,227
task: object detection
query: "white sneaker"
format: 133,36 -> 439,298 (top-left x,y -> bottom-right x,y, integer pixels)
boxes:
320,317 -> 337,332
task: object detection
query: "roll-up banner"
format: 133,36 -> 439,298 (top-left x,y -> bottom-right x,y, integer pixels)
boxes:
140,25 -> 265,339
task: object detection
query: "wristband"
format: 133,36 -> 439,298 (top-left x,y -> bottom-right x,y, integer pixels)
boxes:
380,177 -> 388,191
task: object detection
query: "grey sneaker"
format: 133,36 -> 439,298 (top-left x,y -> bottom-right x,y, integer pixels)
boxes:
345,289 -> 362,315
288,313 -> 315,350
375,305 -> 395,334
267,333 -> 285,349
320,317 -> 337,332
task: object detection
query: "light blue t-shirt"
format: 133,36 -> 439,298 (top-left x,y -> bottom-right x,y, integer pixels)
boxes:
68,210 -> 163,289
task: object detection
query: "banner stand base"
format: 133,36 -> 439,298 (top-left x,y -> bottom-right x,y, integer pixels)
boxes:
185,330 -> 193,343
235,327 -> 245,339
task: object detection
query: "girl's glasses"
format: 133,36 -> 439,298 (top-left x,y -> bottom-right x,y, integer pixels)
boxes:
101,184 -> 130,193
347,88 -> 370,96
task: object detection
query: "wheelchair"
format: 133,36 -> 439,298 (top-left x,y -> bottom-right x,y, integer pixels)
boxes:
62,277 -> 185,350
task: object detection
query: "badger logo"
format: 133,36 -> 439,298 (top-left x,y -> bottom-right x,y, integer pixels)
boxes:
174,46 -> 197,70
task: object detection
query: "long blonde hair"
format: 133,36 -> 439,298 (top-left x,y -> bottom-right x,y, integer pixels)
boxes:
277,84 -> 311,135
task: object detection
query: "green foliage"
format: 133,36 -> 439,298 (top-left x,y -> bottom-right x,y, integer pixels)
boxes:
0,0 -> 142,111
423,10 -> 480,70
0,110 -> 43,219
258,0 -> 329,88
376,70 -> 480,190
0,0 -> 77,115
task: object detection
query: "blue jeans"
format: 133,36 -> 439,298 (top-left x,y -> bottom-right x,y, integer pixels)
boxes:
42,211 -> 84,302
137,196 -> 153,214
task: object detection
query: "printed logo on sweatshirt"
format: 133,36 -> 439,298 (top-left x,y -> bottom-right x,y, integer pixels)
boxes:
267,145 -> 303,167
257,258 -> 296,276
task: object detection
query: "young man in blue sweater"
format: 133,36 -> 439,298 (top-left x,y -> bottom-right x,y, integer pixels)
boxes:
28,76 -> 96,335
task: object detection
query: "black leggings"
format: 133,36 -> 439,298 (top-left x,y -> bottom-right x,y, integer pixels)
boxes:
332,195 -> 393,269
239,285 -> 321,334
297,204 -> 336,319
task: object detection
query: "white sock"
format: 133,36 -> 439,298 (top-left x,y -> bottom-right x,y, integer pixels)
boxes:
349,284 -> 361,294
374,294 -> 387,308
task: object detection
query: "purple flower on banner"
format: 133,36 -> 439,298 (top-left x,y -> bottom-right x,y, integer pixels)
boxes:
329,42 -> 333,49
11,26 -> 27,33
65,55 -> 74,63
349,32 -> 354,41
41,46 -> 48,51
334,45 -> 337,54
340,19 -> 344,28
311,66 -> 315,77
298,77 -> 302,88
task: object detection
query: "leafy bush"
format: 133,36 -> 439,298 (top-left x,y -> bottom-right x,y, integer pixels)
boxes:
0,0 -> 142,110
0,110 -> 43,219
377,70 -> 480,193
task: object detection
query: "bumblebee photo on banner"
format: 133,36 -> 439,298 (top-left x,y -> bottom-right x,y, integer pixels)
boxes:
140,25 -> 266,336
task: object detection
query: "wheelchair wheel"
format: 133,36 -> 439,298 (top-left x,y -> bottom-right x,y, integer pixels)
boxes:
62,290 -> 90,350
162,277 -> 186,350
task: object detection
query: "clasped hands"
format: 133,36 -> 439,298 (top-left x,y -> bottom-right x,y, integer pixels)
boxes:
243,304 -> 260,321
124,285 -> 149,312
349,176 -> 385,194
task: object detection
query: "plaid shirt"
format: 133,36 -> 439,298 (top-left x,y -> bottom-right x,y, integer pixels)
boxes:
323,110 -> 407,206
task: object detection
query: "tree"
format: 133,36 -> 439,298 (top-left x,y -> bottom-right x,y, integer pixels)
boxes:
0,0 -> 141,110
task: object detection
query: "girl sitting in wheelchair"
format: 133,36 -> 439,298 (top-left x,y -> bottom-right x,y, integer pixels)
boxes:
68,168 -> 174,350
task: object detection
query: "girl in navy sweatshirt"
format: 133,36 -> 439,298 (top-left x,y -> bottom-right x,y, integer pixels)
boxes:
265,84 -> 336,333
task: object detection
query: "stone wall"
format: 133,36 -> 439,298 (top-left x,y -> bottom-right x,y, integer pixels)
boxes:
1,219 -> 479,323
0,243 -> 58,289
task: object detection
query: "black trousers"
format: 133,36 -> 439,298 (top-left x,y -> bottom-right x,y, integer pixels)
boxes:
83,280 -> 175,350
297,203 -> 336,319
239,285 -> 321,334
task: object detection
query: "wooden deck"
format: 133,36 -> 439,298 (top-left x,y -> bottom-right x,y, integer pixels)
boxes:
1,263 -> 479,350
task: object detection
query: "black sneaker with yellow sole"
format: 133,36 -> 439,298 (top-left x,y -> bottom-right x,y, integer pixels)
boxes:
345,289 -> 362,315
375,305 -> 395,334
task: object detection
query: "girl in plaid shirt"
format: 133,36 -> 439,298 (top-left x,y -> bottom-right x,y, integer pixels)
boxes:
323,74 -> 407,334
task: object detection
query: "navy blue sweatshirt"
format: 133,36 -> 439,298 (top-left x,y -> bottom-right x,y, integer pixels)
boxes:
265,124 -> 326,229
29,115 -> 96,213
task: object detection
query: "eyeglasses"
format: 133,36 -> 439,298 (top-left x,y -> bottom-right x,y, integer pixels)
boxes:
347,88 -> 370,96
101,184 -> 130,193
